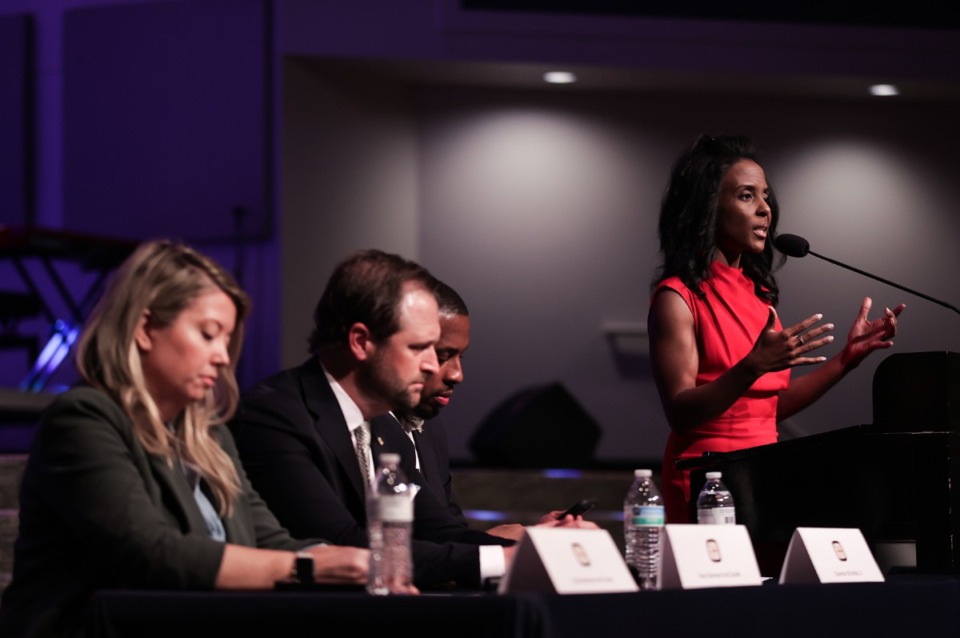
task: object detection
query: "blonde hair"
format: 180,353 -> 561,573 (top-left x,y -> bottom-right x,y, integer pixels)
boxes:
75,240 -> 250,516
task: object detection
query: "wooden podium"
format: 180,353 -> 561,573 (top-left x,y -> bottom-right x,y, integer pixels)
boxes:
678,352 -> 960,576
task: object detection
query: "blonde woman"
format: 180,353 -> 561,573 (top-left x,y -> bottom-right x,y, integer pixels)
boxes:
0,241 -> 368,638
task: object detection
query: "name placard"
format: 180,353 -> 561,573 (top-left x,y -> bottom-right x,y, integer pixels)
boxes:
497,527 -> 638,594
660,524 -> 763,589
779,527 -> 884,584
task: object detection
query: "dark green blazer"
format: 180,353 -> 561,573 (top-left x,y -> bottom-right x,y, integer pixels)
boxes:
0,386 -> 315,638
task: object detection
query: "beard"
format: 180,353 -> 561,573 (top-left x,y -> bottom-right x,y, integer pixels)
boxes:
411,395 -> 440,420
356,354 -> 423,413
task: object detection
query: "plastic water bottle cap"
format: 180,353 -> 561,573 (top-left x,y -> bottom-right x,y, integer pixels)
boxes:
634,469 -> 652,478
705,471 -> 722,479
378,453 -> 401,465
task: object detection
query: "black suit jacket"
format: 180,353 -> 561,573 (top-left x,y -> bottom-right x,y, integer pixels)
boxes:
372,414 -> 476,528
230,358 -> 506,589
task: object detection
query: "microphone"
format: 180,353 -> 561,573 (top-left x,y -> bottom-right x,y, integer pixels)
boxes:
774,233 -> 810,258
774,233 -> 960,316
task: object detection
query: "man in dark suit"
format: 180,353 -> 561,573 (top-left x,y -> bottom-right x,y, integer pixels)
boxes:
230,250 -> 512,590
380,280 -> 586,542
373,279 -> 474,525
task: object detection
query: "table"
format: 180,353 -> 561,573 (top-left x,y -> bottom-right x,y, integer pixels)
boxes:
88,576 -> 960,638
88,589 -> 541,638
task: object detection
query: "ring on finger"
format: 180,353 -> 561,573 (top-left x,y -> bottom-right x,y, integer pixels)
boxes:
797,334 -> 806,346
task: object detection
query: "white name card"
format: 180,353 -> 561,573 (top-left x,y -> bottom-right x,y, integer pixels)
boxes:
779,527 -> 884,584
497,527 -> 638,594
660,524 -> 763,589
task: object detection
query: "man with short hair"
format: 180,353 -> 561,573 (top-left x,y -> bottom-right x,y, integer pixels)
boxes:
378,279 -> 472,524
230,250 -> 512,590
378,279 -> 591,541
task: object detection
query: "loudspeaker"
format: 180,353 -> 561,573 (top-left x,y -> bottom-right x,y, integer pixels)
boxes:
468,382 -> 602,468
872,351 -> 960,432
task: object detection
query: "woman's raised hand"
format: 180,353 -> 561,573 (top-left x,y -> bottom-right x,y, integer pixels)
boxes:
839,297 -> 905,369
747,306 -> 835,374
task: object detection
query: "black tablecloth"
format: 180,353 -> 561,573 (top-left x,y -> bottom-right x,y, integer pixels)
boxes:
89,576 -> 960,638
538,576 -> 960,638
88,589 -> 542,638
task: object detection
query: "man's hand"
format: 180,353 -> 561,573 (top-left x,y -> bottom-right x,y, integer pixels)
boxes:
485,523 -> 527,542
538,511 -> 599,529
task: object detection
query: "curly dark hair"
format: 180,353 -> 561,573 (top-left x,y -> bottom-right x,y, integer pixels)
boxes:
432,279 -> 468,318
654,134 -> 783,304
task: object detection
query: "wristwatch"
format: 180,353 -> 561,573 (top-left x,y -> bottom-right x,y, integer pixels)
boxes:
294,551 -> 314,584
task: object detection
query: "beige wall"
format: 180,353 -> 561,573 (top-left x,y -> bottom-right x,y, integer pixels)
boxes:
280,60 -> 420,365
282,62 -> 960,464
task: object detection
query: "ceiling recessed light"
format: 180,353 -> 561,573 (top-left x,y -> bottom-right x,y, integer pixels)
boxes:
869,84 -> 899,97
544,71 -> 577,85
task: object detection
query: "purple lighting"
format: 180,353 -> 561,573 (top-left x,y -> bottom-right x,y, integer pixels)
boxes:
464,509 -> 510,522
20,319 -> 78,393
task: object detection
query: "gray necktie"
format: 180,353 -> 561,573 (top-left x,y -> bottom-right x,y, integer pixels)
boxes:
355,422 -> 372,492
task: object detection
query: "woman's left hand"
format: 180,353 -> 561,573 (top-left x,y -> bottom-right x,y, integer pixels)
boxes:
841,297 -> 905,369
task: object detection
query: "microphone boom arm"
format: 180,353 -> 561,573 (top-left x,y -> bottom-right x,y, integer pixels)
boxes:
808,250 -> 960,317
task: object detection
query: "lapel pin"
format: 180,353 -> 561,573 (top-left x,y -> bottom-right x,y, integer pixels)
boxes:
377,436 -> 384,446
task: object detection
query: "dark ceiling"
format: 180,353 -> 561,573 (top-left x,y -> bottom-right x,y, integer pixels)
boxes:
461,0 -> 960,31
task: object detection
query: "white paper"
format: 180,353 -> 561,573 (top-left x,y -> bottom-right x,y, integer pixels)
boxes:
660,524 -> 763,589
779,527 -> 884,584
497,527 -> 638,594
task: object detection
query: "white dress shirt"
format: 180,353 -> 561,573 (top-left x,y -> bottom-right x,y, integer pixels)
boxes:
389,412 -> 506,581
323,367 -> 375,491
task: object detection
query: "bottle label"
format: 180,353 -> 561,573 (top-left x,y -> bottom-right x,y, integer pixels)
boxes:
377,495 -> 414,523
698,506 -> 736,525
632,505 -> 665,526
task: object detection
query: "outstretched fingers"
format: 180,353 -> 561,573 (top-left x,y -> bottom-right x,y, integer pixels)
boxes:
751,307 -> 829,372
882,303 -> 906,339
783,312 -> 834,361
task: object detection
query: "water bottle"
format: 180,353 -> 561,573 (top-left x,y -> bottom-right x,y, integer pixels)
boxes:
623,468 -> 665,591
367,453 -> 414,595
696,471 -> 736,525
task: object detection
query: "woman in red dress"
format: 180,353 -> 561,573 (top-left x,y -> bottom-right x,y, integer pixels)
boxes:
649,135 -> 904,523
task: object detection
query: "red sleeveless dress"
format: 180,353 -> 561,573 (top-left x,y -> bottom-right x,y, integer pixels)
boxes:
654,262 -> 790,523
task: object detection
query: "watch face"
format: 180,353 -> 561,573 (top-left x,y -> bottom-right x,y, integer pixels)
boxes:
296,555 -> 314,583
